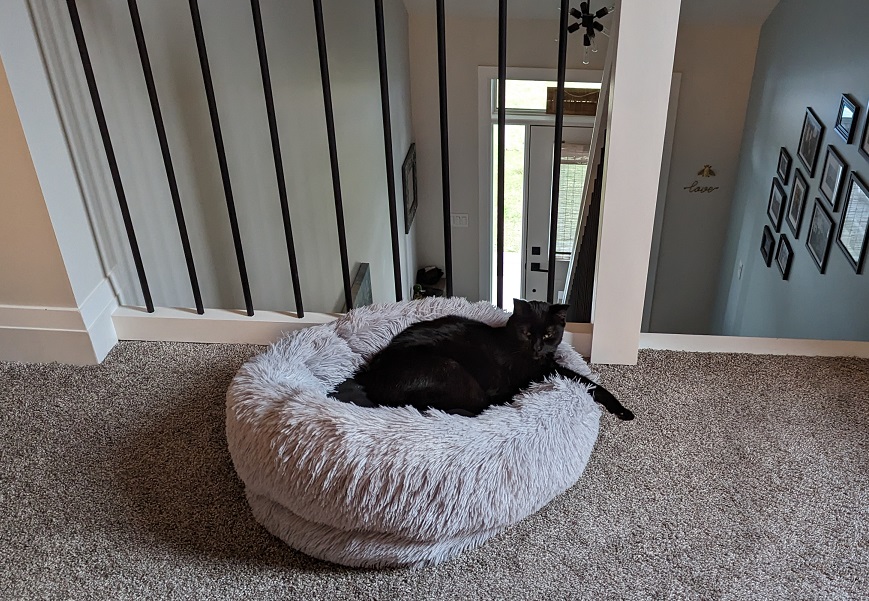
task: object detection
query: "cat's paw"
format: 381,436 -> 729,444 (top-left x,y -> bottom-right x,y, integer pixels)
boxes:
614,406 -> 634,421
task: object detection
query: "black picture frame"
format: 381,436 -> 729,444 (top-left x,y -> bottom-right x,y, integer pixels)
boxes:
835,173 -> 869,273
861,99 -> 869,161
775,235 -> 793,279
777,147 -> 792,184
401,143 -> 417,234
818,146 -> 847,210
767,177 -> 787,232
787,168 -> 809,238
761,225 -> 775,267
797,108 -> 824,177
806,199 -> 835,274
834,94 -> 858,143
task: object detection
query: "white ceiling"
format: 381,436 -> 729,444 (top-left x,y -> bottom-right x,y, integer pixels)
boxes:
679,0 -> 780,24
401,0 -> 781,25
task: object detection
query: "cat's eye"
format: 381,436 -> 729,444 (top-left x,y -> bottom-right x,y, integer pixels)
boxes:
544,334 -> 554,340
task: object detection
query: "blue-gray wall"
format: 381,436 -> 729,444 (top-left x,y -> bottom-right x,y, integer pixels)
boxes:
712,0 -> 869,340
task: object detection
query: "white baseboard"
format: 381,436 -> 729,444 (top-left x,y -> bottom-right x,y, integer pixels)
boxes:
0,278 -> 118,365
112,306 -> 338,345
108,308 -> 869,362
114,307 -> 591,354
564,322 -> 593,358
639,333 -> 869,358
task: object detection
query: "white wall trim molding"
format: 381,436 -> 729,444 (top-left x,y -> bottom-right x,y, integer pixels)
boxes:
114,305 -> 594,356
26,1 -> 139,306
564,322 -> 593,359
639,333 -> 869,359
112,307 -> 338,346
0,277 -> 118,364
0,1 -> 121,364
78,277 -> 117,330
0,329 -> 95,365
111,307 -> 869,361
0,305 -> 85,332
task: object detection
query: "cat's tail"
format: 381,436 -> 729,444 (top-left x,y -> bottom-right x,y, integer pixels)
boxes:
331,378 -> 377,408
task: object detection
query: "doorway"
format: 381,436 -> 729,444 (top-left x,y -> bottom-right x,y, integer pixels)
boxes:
478,69 -> 603,305
494,124 -> 592,303
521,125 -> 591,302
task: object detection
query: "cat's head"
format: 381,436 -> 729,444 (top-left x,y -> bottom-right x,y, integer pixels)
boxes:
507,299 -> 569,359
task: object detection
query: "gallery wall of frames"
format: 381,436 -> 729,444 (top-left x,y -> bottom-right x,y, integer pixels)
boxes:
764,96 -> 869,280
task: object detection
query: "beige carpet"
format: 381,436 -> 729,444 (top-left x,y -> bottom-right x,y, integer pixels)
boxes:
2,342 -> 867,600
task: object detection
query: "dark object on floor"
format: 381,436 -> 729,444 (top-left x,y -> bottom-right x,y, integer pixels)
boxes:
416,265 -> 444,286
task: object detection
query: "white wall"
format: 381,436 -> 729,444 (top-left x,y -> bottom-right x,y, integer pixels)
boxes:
407,14 -> 608,301
644,23 -> 761,334
37,0 -> 415,313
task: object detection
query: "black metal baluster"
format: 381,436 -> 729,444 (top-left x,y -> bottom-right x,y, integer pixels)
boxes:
250,0 -> 305,317
127,0 -> 203,314
188,0 -> 254,316
374,0 -> 403,302
67,0 -> 154,313
436,0 -> 453,297
548,0 -> 570,303
312,0 -> 353,311
496,0 -> 507,308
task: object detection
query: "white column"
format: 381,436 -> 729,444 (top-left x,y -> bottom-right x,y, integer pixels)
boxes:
0,0 -> 118,364
591,0 -> 682,364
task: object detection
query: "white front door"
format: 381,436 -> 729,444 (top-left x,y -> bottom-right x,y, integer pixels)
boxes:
523,125 -> 592,301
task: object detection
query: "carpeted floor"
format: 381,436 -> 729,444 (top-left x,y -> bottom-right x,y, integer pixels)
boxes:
1,342 -> 867,600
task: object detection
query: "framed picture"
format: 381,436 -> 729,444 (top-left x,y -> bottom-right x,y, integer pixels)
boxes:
797,108 -> 824,176
767,178 -> 787,232
818,146 -> 847,210
777,147 -> 792,184
787,169 -> 809,237
834,94 -> 858,142
861,99 -> 869,160
806,199 -> 835,273
761,225 -> 775,266
401,143 -> 418,234
775,235 -> 793,279
835,173 -> 869,273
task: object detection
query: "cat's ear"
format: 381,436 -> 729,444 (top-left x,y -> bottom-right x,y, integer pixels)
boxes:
549,304 -> 569,323
512,298 -> 531,316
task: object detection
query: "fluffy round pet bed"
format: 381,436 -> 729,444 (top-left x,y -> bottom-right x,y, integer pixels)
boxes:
226,297 -> 601,568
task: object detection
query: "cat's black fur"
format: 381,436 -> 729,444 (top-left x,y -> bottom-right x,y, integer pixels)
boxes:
332,299 -> 634,420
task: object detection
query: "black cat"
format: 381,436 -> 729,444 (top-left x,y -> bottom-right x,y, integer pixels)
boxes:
332,299 -> 634,420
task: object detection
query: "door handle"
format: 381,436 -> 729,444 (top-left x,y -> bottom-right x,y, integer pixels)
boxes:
530,262 -> 548,273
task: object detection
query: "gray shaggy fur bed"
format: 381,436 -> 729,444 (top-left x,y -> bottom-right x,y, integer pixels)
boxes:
226,297 -> 601,568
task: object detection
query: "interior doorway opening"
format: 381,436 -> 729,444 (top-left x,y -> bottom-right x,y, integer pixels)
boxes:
483,74 -> 601,305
